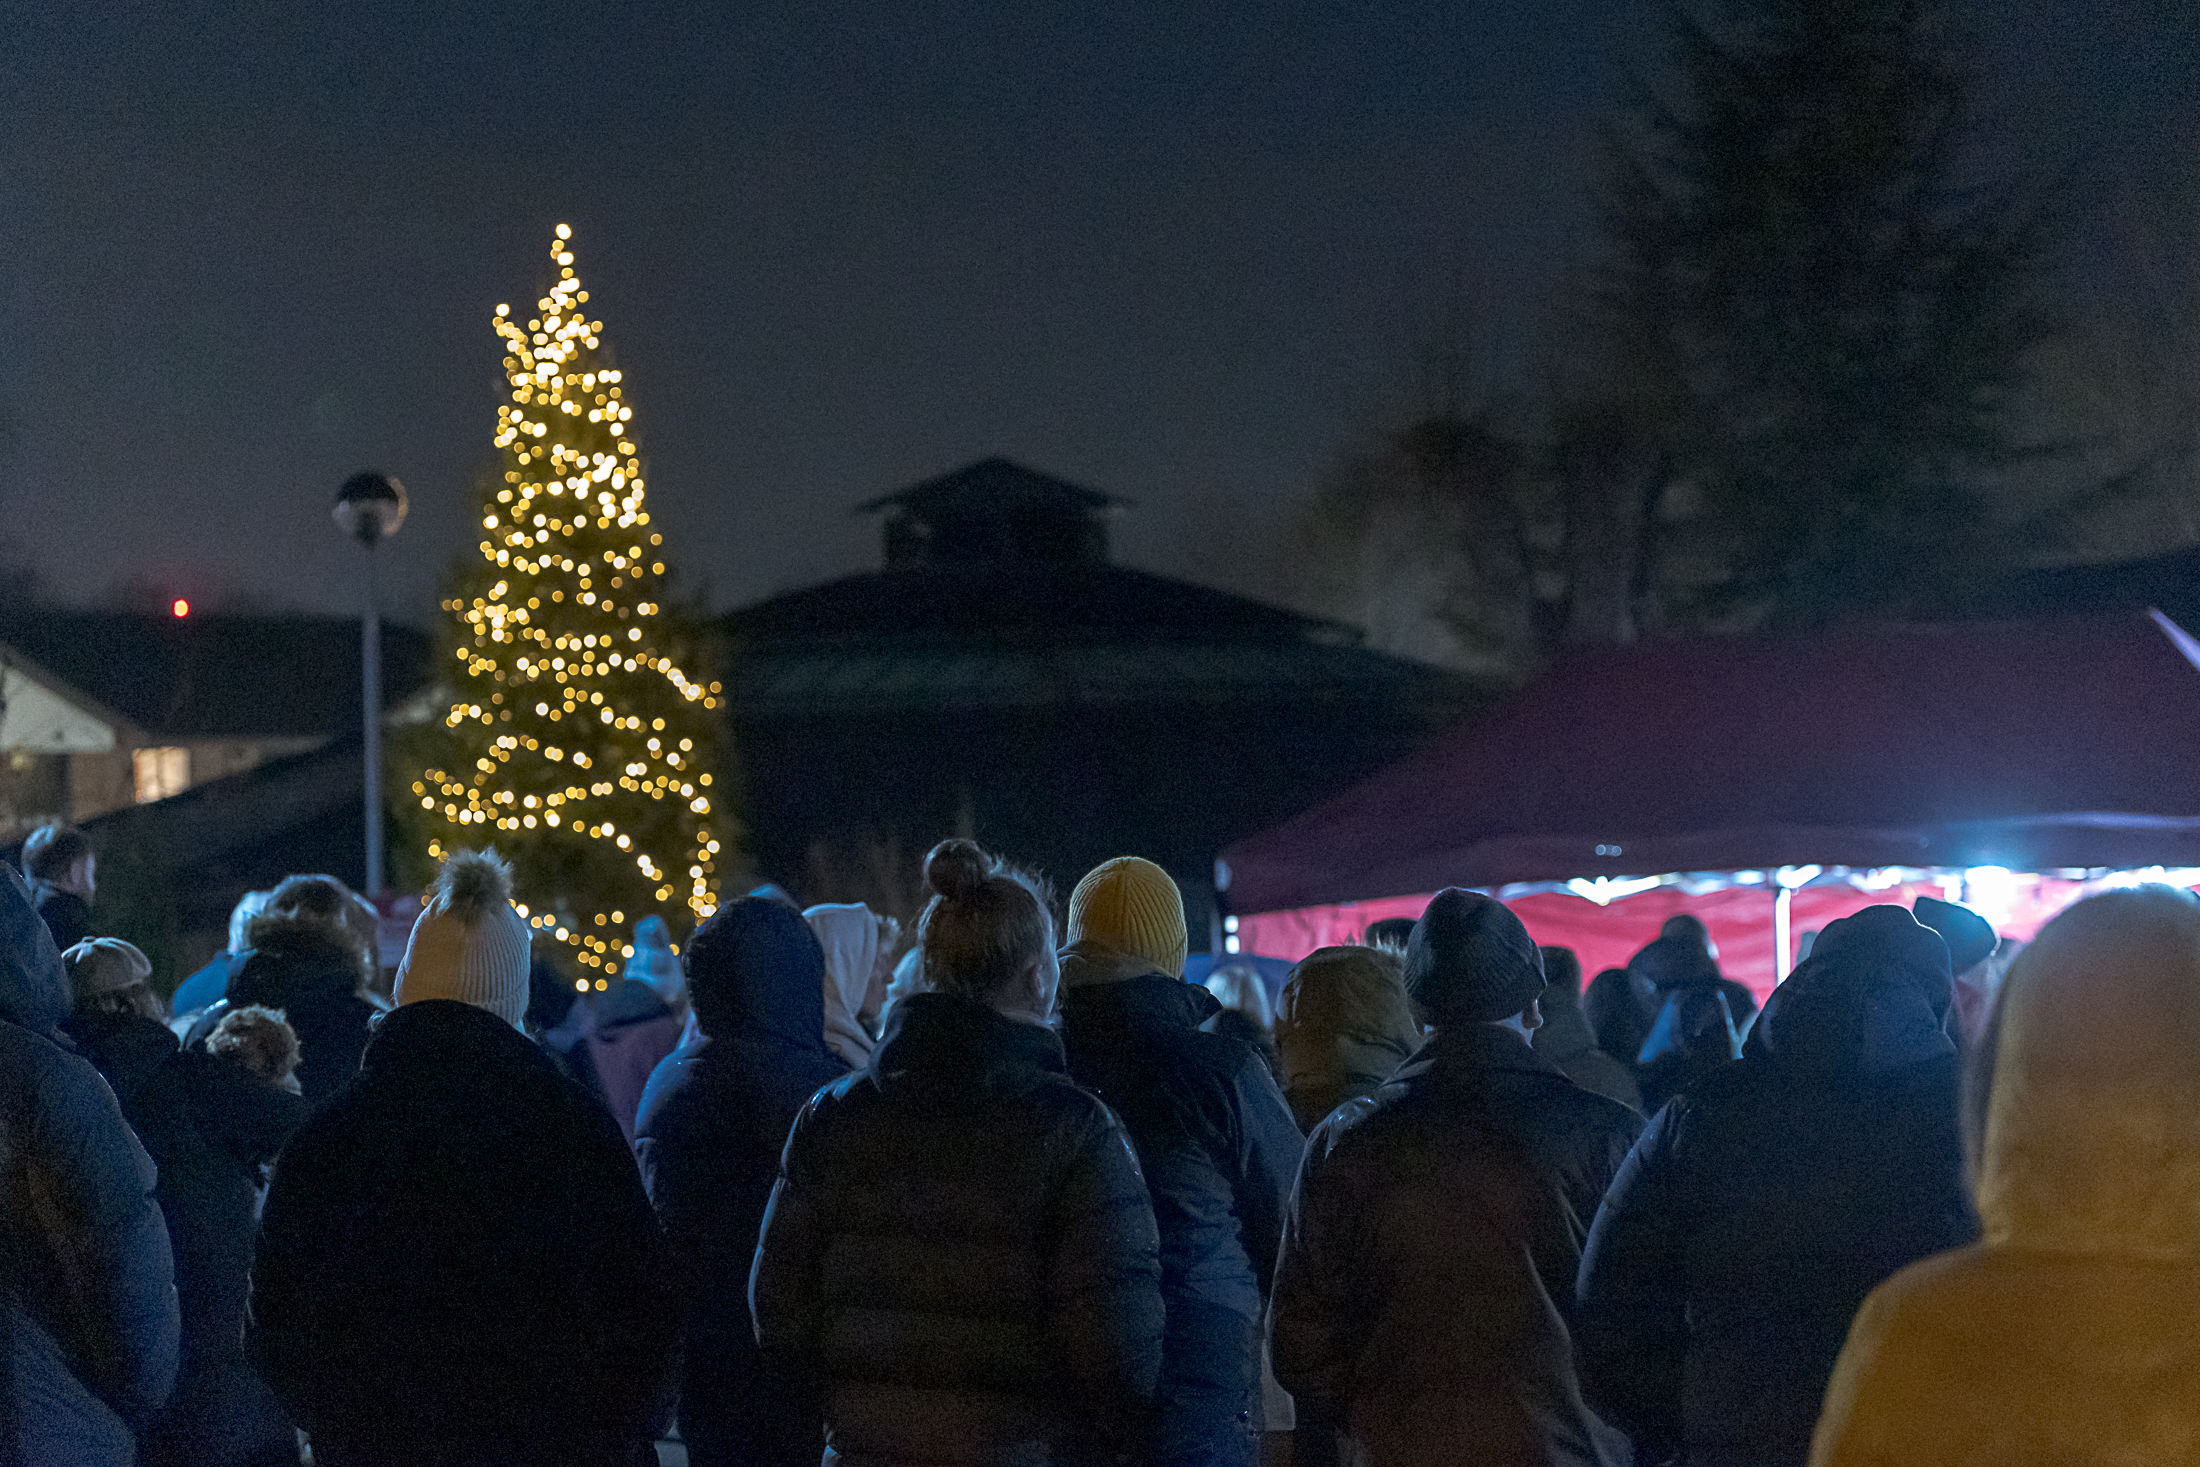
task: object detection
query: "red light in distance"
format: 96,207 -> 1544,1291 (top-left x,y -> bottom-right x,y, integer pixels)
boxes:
171,598 -> 190,618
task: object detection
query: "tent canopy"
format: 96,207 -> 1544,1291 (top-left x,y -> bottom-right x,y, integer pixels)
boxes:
1220,612 -> 2200,915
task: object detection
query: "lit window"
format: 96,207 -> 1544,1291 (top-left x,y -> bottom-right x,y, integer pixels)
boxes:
133,747 -> 190,803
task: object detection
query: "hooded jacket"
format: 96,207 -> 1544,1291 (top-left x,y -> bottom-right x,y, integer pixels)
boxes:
633,901 -> 848,1466
63,1008 -> 304,1467
751,991 -> 1165,1467
1810,885 -> 2200,1467
546,976 -> 685,1145
1274,945 -> 1423,1132
247,1000 -> 678,1467
806,903 -> 885,1071
1270,1023 -> 1643,1467
1576,906 -> 1978,1467
192,913 -> 378,1108
0,865 -> 179,1467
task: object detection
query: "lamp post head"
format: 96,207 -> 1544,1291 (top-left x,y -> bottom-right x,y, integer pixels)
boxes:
334,472 -> 409,547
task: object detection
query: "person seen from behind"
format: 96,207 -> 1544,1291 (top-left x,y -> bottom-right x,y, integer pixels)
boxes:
1273,943 -> 1423,1131
1627,917 -> 1752,1113
545,911 -> 688,1143
0,865 -> 179,1467
60,938 -> 306,1467
1056,856 -> 1304,1467
246,849 -> 677,1467
1576,905 -> 1977,1467
1531,945 -> 1643,1112
633,897 -> 847,1467
1910,895 -> 1998,1048
1203,961 -> 1278,1075
1270,887 -> 1643,1467
803,900 -> 899,1071
1810,885 -> 2200,1466
188,873 -> 381,1108
752,838 -> 1165,1465
170,889 -> 273,1021
23,821 -> 98,951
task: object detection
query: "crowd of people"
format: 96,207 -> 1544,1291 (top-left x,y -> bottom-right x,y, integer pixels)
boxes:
3,815 -> 2194,1467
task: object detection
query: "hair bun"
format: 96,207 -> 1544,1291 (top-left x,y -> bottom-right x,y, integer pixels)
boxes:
924,839 -> 991,902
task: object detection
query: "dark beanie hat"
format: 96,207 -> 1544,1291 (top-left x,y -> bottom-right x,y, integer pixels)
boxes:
1405,888 -> 1546,1024
1912,896 -> 1997,975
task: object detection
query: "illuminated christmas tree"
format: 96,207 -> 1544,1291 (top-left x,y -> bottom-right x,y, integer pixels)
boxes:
406,222 -> 727,983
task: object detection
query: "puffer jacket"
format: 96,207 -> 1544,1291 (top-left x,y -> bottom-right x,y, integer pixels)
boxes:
1273,945 -> 1421,1132
1811,885 -> 2200,1467
190,914 -> 377,1108
63,1009 -> 304,1467
0,865 -> 179,1467
247,999 -> 678,1467
1271,1024 -> 1641,1467
1576,906 -> 1977,1467
1058,942 -> 1304,1464
752,991 -> 1165,1466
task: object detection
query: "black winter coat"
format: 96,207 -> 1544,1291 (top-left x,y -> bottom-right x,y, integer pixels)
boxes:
64,1010 -> 304,1467
194,915 -> 378,1109
30,880 -> 95,952
634,955 -> 846,1463
1575,906 -> 1979,1467
0,867 -> 179,1467
1271,1025 -> 1642,1467
247,1000 -> 679,1467
1532,989 -> 1643,1113
751,992 -> 1165,1467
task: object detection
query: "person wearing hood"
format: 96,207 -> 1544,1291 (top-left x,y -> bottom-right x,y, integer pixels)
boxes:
1910,895 -> 1998,1047
246,850 -> 678,1467
545,913 -> 689,1144
1271,889 -> 1643,1467
187,873 -> 380,1109
61,939 -> 305,1467
1056,856 -> 1304,1467
0,865 -> 180,1467
803,901 -> 898,1071
1274,943 -> 1424,1131
632,896 -> 849,1467
1575,905 -> 1978,1467
752,839 -> 1165,1466
1532,946 -> 1644,1113
1810,885 -> 2200,1466
1628,917 -> 1754,1114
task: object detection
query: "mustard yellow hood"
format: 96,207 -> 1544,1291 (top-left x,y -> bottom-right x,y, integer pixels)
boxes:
1977,885 -> 2200,1260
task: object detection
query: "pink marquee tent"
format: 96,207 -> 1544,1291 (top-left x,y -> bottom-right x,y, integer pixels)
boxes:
1220,612 -> 2200,1001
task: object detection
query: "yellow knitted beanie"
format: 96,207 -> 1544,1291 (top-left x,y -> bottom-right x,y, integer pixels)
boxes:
1067,856 -> 1188,978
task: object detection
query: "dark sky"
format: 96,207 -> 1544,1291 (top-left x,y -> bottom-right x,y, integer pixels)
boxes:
3,0 -> 2192,627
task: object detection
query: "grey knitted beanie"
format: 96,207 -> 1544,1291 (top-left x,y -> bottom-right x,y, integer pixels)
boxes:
394,849 -> 532,1030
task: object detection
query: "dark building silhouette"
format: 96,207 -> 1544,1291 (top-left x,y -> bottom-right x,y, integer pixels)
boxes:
719,458 -> 1471,934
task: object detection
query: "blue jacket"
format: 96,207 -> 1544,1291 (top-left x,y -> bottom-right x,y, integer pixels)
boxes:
0,865 -> 180,1466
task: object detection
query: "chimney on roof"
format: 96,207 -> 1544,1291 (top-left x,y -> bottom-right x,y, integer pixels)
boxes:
862,458 -> 1126,570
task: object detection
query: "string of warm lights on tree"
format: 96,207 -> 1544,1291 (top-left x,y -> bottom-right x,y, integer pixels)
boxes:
408,222 -> 727,985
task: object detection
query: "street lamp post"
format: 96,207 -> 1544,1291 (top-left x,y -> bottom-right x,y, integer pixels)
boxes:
333,472 -> 409,898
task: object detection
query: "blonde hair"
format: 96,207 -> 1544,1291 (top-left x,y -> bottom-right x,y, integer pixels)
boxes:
917,840 -> 1054,1003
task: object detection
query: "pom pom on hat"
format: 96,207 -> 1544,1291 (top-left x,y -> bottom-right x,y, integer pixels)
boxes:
1066,856 -> 1188,979
1405,888 -> 1546,1025
394,849 -> 532,1030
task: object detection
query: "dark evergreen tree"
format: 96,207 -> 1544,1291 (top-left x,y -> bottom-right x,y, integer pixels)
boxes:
1598,0 -> 2060,623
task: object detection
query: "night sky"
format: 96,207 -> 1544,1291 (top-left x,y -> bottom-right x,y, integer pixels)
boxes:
3,0 -> 2192,627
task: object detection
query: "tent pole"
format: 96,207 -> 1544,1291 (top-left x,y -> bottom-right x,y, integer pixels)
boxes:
1774,884 -> 1794,984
